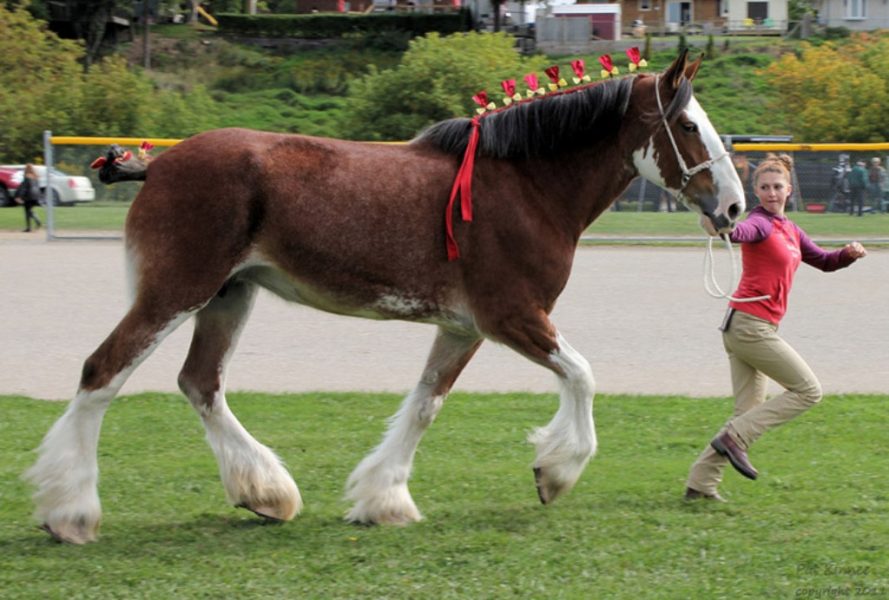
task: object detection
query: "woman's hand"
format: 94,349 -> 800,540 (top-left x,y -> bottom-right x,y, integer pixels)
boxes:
845,241 -> 867,259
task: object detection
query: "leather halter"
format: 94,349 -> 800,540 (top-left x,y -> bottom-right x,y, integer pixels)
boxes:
654,74 -> 729,191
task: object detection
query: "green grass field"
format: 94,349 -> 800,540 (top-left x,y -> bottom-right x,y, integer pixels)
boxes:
3,205 -> 888,243
2,392 -> 887,598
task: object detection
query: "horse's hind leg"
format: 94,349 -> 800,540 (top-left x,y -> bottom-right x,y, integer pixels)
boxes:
177,279 -> 301,522
489,312 -> 596,505
26,300 -> 195,544
346,327 -> 482,525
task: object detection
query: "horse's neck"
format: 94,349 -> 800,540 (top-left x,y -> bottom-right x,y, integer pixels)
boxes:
522,144 -> 640,239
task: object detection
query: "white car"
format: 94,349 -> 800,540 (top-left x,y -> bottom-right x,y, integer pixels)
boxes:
5,164 -> 95,206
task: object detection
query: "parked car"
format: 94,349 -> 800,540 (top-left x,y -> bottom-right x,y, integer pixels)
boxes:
1,164 -> 95,206
0,166 -> 21,207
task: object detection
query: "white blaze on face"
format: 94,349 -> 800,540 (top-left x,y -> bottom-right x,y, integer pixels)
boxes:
685,96 -> 746,218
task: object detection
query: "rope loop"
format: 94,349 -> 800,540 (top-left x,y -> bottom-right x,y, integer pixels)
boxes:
703,236 -> 770,303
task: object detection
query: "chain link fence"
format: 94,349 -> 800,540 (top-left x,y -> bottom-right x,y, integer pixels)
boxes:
42,136 -> 889,239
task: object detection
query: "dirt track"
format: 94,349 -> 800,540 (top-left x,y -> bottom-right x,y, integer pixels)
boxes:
1,236 -> 886,400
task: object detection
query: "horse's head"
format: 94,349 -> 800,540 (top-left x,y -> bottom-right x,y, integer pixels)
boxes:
630,51 -> 745,236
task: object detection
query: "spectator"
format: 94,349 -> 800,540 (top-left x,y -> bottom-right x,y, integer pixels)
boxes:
867,157 -> 886,213
847,160 -> 867,217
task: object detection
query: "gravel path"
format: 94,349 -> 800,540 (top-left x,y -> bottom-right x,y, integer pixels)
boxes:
2,236 -> 886,400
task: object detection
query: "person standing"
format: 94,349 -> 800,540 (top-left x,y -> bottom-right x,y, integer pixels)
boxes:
14,164 -> 43,232
847,160 -> 868,217
685,154 -> 867,502
867,157 -> 886,213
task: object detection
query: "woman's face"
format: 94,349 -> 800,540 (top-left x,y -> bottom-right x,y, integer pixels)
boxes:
754,170 -> 792,216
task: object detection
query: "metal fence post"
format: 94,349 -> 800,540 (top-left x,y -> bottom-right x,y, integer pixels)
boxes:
42,130 -> 54,240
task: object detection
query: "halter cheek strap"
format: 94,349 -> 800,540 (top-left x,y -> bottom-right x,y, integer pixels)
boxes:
654,74 -> 729,191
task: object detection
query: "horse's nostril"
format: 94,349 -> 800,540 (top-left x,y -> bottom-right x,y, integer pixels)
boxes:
728,202 -> 741,220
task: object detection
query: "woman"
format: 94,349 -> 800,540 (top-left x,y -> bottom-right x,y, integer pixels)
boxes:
14,164 -> 43,232
685,154 -> 867,502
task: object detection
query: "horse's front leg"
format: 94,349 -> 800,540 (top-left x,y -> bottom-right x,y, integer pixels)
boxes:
492,312 -> 597,504
345,327 -> 482,525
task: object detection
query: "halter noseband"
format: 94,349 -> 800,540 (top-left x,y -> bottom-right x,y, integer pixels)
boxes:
654,74 -> 729,191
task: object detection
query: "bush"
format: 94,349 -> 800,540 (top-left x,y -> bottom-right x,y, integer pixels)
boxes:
343,32 -> 549,141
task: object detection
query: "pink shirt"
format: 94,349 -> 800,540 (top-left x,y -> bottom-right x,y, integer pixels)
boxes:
728,207 -> 856,324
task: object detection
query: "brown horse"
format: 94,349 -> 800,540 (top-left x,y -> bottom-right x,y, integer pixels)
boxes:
27,51 -> 744,543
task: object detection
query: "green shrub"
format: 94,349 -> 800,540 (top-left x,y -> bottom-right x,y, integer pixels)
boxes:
344,31 -> 548,141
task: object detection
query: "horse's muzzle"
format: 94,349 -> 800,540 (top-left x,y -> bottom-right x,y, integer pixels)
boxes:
701,211 -> 735,237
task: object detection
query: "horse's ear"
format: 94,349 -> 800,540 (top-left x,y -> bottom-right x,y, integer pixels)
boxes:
663,48 -> 690,90
684,53 -> 703,82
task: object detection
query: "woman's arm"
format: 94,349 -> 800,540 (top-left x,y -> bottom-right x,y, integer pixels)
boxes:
799,227 -> 866,271
729,210 -> 772,243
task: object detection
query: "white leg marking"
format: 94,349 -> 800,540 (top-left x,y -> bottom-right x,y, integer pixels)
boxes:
529,332 -> 597,503
26,312 -> 191,544
197,394 -> 302,521
345,389 -> 444,525
346,329 -> 479,524
26,389 -> 111,544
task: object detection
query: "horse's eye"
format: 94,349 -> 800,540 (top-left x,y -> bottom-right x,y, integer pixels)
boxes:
681,122 -> 698,133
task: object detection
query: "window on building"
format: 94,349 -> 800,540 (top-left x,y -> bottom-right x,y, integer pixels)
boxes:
747,1 -> 768,20
845,0 -> 867,18
667,1 -> 691,24
639,0 -> 652,11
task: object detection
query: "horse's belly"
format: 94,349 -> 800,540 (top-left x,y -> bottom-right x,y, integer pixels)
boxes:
235,262 -> 474,331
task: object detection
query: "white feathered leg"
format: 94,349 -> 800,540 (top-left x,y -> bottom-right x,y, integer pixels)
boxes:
26,312 -> 191,544
345,328 -> 481,525
529,333 -> 597,504
178,279 -> 301,522
197,394 -> 302,521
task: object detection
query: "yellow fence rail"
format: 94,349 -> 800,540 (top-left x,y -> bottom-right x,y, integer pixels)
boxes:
50,136 -> 182,147
733,143 -> 889,152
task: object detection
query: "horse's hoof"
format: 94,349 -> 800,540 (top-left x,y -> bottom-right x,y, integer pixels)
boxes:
236,503 -> 288,523
40,522 -> 96,545
534,466 -> 571,505
345,502 -> 422,526
534,467 -> 550,504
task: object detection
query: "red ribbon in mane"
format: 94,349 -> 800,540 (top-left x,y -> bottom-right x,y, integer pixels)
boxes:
445,115 -> 480,261
444,75 -> 607,261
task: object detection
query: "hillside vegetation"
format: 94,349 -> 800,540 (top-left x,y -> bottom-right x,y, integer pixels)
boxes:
3,3 -> 886,163
126,26 -> 788,140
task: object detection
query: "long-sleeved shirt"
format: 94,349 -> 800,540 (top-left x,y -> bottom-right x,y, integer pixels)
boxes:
728,206 -> 856,324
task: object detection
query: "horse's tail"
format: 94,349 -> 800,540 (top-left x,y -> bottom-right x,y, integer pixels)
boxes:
90,145 -> 149,184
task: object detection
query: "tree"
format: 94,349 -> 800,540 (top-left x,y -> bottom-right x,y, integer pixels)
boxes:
345,32 -> 548,141
0,5 -> 85,159
762,34 -> 889,142
0,5 -> 224,161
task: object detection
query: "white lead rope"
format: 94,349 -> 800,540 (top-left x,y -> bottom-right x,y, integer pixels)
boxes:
703,236 -> 770,303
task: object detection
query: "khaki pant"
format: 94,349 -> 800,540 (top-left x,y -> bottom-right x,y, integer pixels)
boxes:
686,310 -> 823,494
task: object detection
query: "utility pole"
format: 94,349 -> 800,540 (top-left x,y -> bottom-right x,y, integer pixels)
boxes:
143,1 -> 151,70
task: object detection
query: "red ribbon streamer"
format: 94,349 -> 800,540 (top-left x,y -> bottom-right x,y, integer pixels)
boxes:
445,116 -> 480,261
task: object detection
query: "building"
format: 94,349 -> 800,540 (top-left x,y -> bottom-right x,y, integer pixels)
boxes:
812,0 -> 889,30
